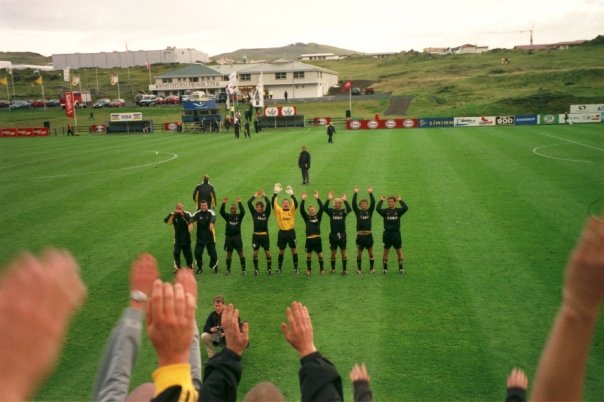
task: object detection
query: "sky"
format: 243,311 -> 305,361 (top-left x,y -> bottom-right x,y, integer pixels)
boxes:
1,0 -> 603,58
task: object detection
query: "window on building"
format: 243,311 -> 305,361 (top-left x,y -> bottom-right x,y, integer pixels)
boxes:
240,73 -> 251,81
275,72 -> 287,80
223,75 -> 230,81
293,71 -> 305,79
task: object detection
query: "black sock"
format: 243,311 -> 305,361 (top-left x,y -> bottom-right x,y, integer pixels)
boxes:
253,257 -> 259,270
241,257 -> 246,271
357,257 -> 361,269
293,253 -> 298,269
278,254 -> 284,269
226,258 -> 232,271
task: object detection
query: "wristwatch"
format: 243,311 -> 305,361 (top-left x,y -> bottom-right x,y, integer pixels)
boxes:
130,290 -> 148,303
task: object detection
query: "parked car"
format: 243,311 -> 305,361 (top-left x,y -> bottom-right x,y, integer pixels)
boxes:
93,98 -> 111,108
351,87 -> 362,95
137,94 -> 157,107
0,100 -> 9,108
109,98 -> 126,107
31,99 -> 47,107
165,95 -> 180,104
46,99 -> 61,107
9,100 -> 32,110
216,92 -> 227,103
155,96 -> 166,105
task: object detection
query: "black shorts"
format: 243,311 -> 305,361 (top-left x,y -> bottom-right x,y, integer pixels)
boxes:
329,232 -> 347,250
382,231 -> 402,249
356,233 -> 374,250
305,237 -> 323,253
224,235 -> 243,252
277,229 -> 296,249
252,233 -> 270,251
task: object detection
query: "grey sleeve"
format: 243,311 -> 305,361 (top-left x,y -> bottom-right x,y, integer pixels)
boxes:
91,308 -> 143,402
189,321 -> 203,390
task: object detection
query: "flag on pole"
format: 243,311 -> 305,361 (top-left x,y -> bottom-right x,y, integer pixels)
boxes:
63,67 -> 70,82
0,77 -> 7,86
71,75 -> 80,87
110,74 -> 119,85
33,76 -> 43,86
226,71 -> 238,95
253,72 -> 264,108
341,80 -> 351,93
64,91 -> 75,118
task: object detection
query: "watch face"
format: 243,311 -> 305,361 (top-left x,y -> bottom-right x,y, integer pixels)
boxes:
130,290 -> 148,302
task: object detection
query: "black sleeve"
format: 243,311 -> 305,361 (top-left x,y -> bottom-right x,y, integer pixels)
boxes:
238,202 -> 245,219
399,200 -> 409,216
300,200 -> 308,220
376,200 -> 385,216
199,348 -> 242,402
193,187 -> 198,203
324,199 -> 332,217
264,196 -> 271,217
352,193 -> 359,214
307,152 -> 311,168
247,196 -> 256,216
353,380 -> 373,402
505,387 -> 527,402
203,313 -> 217,333
292,195 -> 298,209
368,193 -> 376,213
219,203 -> 227,220
299,351 -> 343,402
344,200 -> 352,214
164,212 -> 173,224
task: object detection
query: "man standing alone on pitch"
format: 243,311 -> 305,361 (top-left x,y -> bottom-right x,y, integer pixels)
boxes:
163,202 -> 194,273
326,122 -> 336,144
193,175 -> 217,210
191,200 -> 219,274
352,186 -> 376,273
376,195 -> 409,274
325,192 -> 352,275
298,146 -> 311,185
272,183 -> 299,273
248,190 -> 272,275
219,197 -> 246,276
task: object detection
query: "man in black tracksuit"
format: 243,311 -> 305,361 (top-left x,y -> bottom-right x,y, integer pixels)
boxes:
247,191 -> 272,275
300,191 -> 325,275
325,192 -> 352,275
163,202 -> 193,272
298,146 -> 311,185
191,200 -> 218,274
193,175 -> 217,210
219,197 -> 245,275
352,187 -> 376,273
376,195 -> 409,274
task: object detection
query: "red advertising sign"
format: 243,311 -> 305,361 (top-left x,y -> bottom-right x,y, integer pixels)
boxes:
64,91 -> 75,118
346,118 -> 419,130
312,117 -> 332,126
0,127 -> 48,137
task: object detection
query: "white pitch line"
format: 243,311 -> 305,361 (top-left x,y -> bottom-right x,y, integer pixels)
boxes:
0,151 -> 179,180
532,131 -> 604,164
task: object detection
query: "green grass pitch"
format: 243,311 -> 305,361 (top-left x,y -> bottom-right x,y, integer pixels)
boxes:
1,124 -> 603,401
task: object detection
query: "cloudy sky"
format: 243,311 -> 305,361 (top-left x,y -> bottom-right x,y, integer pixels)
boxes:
2,0 -> 603,57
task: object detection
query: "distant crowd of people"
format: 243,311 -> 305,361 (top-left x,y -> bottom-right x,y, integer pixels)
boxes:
165,175 -> 410,277
2,208 -> 604,401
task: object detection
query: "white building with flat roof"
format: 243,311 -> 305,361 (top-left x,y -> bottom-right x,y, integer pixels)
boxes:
52,47 -> 209,70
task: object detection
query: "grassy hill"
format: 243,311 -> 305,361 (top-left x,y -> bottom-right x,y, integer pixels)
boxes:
210,42 -> 359,62
0,51 -> 51,65
2,42 -> 603,120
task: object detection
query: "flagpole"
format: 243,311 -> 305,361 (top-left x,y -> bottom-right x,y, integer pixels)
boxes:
69,77 -> 79,132
41,74 -> 46,111
9,68 -> 15,100
349,85 -> 352,117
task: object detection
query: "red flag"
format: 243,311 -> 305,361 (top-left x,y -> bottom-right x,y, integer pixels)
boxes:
341,81 -> 351,93
64,91 -> 75,118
